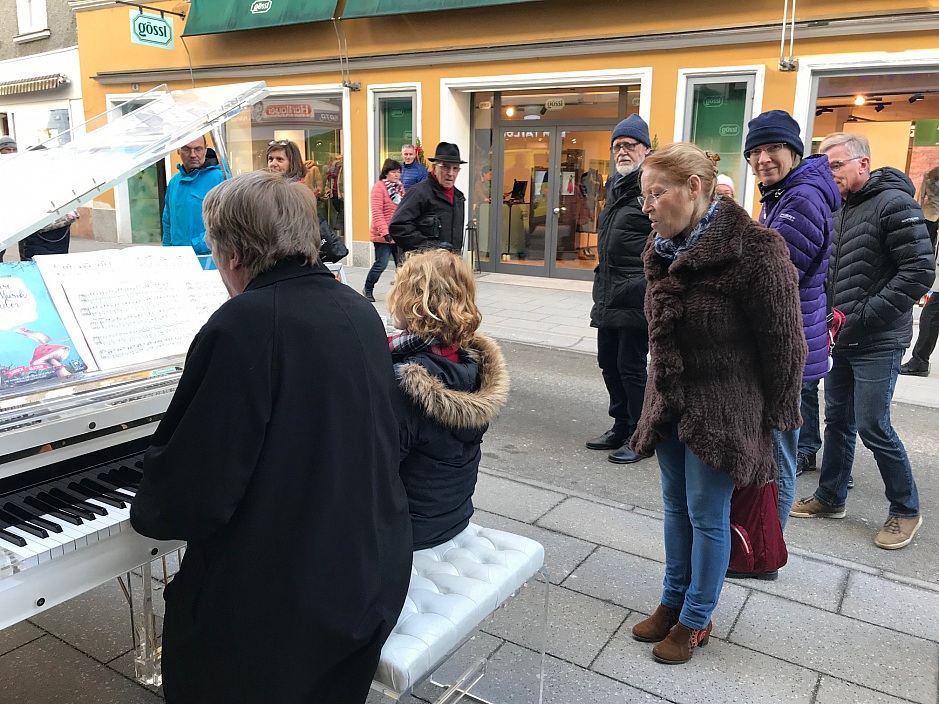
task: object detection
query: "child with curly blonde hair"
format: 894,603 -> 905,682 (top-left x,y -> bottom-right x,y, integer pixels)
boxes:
387,249 -> 510,549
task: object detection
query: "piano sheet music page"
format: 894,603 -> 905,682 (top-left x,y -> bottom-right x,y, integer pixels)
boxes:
35,248 -> 228,370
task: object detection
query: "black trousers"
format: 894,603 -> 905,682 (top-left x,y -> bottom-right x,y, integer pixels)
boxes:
911,292 -> 939,367
596,326 -> 649,437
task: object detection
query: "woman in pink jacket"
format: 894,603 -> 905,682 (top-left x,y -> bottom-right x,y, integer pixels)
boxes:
363,158 -> 406,301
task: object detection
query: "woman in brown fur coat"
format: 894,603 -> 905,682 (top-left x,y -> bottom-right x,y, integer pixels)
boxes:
387,249 -> 510,550
628,143 -> 806,664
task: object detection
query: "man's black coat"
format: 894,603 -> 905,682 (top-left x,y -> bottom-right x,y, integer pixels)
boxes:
131,259 -> 412,703
389,175 -> 466,252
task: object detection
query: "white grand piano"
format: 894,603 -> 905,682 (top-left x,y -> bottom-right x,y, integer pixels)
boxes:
0,80 -> 268,685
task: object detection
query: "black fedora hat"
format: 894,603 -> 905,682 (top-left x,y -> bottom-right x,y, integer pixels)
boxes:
428,142 -> 467,164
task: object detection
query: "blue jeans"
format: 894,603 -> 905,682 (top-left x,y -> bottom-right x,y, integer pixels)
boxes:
656,424 -> 736,630
364,242 -> 400,290
816,349 -> 920,517
798,379 -> 822,457
773,427 -> 799,531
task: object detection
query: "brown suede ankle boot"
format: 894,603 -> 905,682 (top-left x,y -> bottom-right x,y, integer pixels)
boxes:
631,604 -> 681,642
651,621 -> 712,664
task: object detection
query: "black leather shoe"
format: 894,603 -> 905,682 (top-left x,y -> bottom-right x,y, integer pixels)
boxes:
726,569 -> 779,581
796,453 -> 817,476
362,288 -> 376,302
900,361 -> 929,377
608,445 -> 649,464
847,475 -> 855,489
586,429 -> 627,450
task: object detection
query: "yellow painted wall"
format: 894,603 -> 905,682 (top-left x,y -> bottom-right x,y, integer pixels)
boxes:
75,1 -> 939,241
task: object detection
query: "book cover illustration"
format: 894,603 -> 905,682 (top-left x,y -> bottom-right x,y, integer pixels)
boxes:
0,261 -> 89,389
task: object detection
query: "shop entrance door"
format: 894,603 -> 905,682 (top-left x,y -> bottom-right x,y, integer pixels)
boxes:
495,126 -> 610,279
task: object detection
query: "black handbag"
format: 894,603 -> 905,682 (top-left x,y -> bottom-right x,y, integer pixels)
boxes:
318,217 -> 348,263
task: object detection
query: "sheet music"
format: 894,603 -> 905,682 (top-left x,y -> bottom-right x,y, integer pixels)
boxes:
36,248 -> 228,370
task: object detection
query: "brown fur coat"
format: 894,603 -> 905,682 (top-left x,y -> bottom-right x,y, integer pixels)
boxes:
631,199 -> 806,486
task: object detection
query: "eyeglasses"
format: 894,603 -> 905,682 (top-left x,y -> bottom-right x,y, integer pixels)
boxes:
829,156 -> 862,171
638,190 -> 669,208
744,143 -> 787,160
612,140 -> 643,154
436,164 -> 461,173
180,146 -> 205,154
268,140 -> 290,147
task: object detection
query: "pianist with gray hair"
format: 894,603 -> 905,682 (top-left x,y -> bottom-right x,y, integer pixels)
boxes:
130,170 -> 412,704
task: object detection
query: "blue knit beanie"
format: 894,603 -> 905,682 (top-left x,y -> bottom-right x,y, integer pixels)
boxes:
745,110 -> 804,157
611,114 -> 651,148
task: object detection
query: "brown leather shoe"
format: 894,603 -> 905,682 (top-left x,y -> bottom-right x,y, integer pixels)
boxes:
652,621 -> 712,664
631,604 -> 681,642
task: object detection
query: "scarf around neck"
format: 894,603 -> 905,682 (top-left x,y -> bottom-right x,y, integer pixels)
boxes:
388,331 -> 460,364
654,198 -> 721,261
384,179 -> 403,204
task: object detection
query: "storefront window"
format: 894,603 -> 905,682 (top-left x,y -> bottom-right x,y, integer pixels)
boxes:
684,77 -> 754,203
470,92 -> 494,265
377,94 -> 414,171
225,95 -> 344,237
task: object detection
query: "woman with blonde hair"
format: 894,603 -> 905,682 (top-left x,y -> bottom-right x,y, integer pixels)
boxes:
629,142 -> 805,664
387,249 -> 510,549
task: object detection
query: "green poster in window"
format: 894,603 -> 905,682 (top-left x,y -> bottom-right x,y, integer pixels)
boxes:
914,120 -> 939,147
380,99 -> 413,166
689,82 -> 748,190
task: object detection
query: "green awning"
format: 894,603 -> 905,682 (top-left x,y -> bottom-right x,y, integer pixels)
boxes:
340,0 -> 540,19
182,0 -> 339,37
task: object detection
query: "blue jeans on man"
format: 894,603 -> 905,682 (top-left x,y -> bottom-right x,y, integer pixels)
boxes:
656,424 -> 736,630
815,349 -> 920,516
798,379 -> 821,459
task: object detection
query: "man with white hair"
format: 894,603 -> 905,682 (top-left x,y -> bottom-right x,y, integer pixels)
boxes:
586,114 -> 653,464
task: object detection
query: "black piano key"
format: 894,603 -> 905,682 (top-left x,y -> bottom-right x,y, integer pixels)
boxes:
116,466 -> 143,487
0,509 -> 48,539
79,479 -> 128,505
98,471 -> 137,495
49,488 -> 108,517
0,527 -> 27,548
70,482 -> 125,509
36,492 -> 96,521
24,496 -> 84,525
3,502 -> 63,533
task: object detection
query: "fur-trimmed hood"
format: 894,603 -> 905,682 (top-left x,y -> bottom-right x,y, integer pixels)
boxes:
395,334 -> 509,430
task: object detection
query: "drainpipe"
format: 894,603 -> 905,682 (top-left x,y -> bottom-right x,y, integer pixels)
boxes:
779,0 -> 798,71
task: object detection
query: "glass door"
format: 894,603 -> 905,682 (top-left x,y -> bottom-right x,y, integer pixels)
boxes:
497,128 -> 552,272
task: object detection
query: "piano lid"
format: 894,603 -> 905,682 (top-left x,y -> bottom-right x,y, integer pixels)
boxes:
0,81 -> 269,253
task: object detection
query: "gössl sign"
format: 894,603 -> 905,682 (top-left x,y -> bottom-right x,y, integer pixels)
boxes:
130,10 -> 174,50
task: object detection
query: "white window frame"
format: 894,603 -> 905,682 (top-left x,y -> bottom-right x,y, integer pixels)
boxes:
15,0 -> 49,37
675,65 -> 765,211
367,84 -> 422,187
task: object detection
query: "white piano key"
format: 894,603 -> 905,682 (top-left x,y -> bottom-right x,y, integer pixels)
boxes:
1,526 -> 60,562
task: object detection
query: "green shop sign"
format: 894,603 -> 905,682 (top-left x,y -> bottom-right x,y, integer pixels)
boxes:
130,10 -> 175,50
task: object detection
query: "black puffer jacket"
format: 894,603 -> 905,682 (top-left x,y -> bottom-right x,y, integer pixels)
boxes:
829,167 -> 936,353
590,169 -> 652,329
393,335 -> 509,550
389,175 -> 466,253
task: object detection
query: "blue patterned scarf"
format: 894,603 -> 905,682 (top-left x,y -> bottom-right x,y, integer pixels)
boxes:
653,198 -> 721,261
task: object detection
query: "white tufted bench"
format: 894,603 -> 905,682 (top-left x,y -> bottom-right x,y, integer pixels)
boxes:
372,523 -> 547,702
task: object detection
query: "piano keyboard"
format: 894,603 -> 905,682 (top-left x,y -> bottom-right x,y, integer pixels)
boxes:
0,456 -> 144,576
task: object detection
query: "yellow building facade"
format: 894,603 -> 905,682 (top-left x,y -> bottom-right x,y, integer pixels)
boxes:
70,0 -> 939,279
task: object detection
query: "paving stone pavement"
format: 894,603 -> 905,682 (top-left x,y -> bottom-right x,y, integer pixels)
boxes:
2,263 -> 938,702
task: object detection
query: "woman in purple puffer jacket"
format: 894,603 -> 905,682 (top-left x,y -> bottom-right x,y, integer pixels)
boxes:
746,110 -> 841,545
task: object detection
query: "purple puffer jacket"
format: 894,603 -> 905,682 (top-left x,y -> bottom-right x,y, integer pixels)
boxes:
759,154 -> 841,381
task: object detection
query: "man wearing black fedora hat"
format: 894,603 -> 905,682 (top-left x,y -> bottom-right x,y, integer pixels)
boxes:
389,141 -> 466,254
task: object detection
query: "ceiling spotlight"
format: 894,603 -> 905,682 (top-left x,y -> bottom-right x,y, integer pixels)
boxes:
874,104 -> 886,113
909,93 -> 925,103
854,95 -> 866,106
815,108 -> 825,117
505,106 -> 515,117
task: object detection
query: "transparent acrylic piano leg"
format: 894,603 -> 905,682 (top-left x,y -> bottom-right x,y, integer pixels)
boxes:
121,561 -> 162,687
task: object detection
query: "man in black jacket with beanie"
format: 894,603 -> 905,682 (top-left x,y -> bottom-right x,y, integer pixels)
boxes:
586,114 -> 653,464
